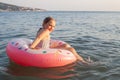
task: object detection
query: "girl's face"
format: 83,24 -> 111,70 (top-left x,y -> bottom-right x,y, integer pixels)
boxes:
43,20 -> 56,32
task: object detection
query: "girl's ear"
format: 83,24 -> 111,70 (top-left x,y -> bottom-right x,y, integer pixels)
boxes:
48,26 -> 52,31
49,26 -> 52,29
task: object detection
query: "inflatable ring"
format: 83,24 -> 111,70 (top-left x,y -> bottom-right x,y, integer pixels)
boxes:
6,38 -> 77,68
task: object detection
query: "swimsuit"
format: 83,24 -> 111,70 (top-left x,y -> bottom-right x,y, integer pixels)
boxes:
37,36 -> 50,49
36,28 -> 50,49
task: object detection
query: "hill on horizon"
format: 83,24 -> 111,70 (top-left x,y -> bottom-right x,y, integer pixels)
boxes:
0,2 -> 46,12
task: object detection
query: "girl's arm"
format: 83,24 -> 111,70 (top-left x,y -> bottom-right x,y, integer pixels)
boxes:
30,29 -> 49,49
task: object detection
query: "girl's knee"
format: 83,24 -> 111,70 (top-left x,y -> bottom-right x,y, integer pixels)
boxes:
67,47 -> 75,51
62,44 -> 71,48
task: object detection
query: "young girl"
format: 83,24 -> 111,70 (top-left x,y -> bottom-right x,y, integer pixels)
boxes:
30,17 -> 86,63
30,17 -> 55,49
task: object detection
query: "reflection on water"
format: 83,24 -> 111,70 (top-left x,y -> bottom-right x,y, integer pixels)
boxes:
6,61 -> 77,79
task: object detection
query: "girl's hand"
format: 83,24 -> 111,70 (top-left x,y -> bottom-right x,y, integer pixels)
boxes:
29,44 -> 34,49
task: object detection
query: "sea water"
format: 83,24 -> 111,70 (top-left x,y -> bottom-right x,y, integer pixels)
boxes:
0,11 -> 120,80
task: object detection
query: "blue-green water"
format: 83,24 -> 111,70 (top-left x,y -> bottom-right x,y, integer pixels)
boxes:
0,11 -> 120,80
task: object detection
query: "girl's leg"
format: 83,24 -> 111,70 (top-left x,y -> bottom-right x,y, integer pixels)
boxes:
56,44 -> 86,62
64,47 -> 85,61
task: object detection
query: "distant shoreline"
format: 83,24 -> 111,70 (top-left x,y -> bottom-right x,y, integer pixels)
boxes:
0,10 -> 120,13
0,2 -> 46,12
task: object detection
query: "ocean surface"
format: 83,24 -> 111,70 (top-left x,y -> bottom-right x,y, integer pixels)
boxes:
0,11 -> 120,80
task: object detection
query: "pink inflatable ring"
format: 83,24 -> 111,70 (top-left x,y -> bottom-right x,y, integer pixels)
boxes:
6,38 -> 77,68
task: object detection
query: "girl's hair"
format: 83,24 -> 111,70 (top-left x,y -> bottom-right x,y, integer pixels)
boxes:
42,16 -> 55,26
36,17 -> 55,37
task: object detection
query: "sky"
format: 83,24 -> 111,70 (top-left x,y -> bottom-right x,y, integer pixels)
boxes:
0,0 -> 120,11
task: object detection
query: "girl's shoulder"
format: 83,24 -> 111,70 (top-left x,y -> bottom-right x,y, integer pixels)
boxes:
37,28 -> 43,32
39,28 -> 50,34
38,28 -> 49,32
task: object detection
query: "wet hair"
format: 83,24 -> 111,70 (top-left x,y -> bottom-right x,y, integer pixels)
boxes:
36,17 -> 55,37
42,16 -> 55,26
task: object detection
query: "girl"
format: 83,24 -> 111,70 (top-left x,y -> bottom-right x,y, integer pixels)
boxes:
30,17 -> 86,63
30,17 -> 55,49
